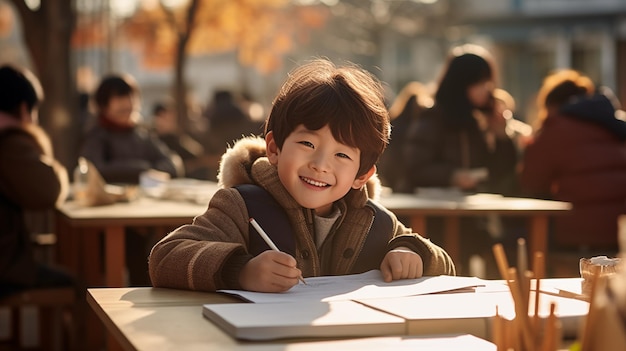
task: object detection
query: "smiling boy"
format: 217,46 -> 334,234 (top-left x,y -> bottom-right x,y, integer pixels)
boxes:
148,59 -> 455,293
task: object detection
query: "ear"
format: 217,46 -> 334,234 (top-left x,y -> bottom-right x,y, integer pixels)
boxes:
352,165 -> 376,189
265,131 -> 279,165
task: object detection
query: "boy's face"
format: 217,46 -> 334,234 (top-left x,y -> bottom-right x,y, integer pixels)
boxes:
266,124 -> 374,217
103,95 -> 140,127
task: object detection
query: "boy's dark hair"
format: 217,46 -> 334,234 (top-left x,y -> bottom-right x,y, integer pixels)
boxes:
93,74 -> 139,111
0,65 -> 43,118
264,59 -> 390,177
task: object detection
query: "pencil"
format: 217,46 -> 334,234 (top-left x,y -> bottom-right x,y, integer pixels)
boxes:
492,243 -> 511,280
249,217 -> 307,285
517,238 -> 528,276
532,252 -> 545,334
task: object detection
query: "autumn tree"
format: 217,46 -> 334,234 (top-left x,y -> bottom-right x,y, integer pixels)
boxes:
1,0 -> 78,169
111,0 -> 326,129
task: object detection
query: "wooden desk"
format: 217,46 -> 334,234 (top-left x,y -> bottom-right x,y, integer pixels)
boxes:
87,278 -> 583,351
378,193 -> 571,265
55,197 -> 208,287
56,190 -> 571,288
86,287 -> 494,351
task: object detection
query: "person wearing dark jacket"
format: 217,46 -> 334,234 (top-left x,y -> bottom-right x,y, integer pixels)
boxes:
80,74 -> 181,286
0,65 -> 74,296
80,74 -> 180,184
521,69 -> 626,252
402,45 -> 519,276
378,81 -> 432,193
403,44 -> 518,195
201,90 -> 263,181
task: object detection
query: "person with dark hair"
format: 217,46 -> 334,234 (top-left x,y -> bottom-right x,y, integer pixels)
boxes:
80,74 -> 181,184
402,44 -> 519,276
378,81 -> 432,193
148,59 -> 455,293
521,69 -> 626,256
404,44 -> 518,194
201,90 -> 263,181
80,73 -> 181,286
151,99 -> 206,179
0,64 -> 74,296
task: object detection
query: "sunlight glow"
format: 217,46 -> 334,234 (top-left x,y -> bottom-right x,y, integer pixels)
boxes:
162,0 -> 190,9
110,0 -> 138,18
24,0 -> 40,11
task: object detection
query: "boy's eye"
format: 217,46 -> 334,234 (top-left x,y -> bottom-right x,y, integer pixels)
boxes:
336,153 -> 352,160
298,141 -> 314,148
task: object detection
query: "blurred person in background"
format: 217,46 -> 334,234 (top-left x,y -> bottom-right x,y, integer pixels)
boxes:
492,88 -> 533,160
151,99 -> 207,179
404,44 -> 518,195
402,44 -> 519,276
201,90 -> 263,181
80,73 -> 181,286
521,69 -> 626,262
378,81 -> 432,193
81,74 -> 182,184
0,64 -> 74,296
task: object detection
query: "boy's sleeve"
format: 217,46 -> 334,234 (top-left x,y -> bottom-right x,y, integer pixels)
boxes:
148,188 -> 253,291
388,220 -> 457,276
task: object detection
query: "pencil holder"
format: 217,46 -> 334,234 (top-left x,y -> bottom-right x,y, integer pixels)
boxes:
579,256 -> 621,298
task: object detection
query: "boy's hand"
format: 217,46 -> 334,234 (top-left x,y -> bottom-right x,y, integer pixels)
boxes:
380,246 -> 424,282
239,250 -> 302,292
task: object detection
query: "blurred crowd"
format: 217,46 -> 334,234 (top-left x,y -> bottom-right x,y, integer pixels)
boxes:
378,44 -> 626,276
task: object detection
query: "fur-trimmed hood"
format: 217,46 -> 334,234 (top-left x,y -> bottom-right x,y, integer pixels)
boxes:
216,136 -> 383,200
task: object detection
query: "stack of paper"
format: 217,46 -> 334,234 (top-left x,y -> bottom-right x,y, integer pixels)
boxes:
355,290 -> 589,340
202,270 -> 587,345
202,300 -> 405,341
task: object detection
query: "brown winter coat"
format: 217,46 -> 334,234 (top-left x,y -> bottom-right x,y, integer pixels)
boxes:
0,125 -> 68,286
149,137 -> 455,292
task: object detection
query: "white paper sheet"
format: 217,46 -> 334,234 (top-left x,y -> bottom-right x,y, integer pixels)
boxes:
218,270 -> 488,304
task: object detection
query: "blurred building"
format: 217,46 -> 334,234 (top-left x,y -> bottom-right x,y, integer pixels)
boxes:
316,0 -> 626,122
450,0 -> 626,123
69,0 -> 626,125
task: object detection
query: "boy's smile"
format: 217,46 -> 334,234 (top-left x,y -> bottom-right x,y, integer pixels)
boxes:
266,124 -> 373,216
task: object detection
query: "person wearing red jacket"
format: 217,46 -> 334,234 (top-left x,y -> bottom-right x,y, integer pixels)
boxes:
521,69 -> 626,254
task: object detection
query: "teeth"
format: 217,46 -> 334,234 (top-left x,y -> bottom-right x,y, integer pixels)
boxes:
302,177 -> 328,187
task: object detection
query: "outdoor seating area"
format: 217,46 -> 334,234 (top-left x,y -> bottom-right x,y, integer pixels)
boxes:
1,1 -> 625,350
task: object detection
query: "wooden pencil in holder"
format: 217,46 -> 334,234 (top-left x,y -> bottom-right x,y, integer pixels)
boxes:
491,243 -> 562,351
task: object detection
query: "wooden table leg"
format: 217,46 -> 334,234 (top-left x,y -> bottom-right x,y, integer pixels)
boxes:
529,215 -> 549,260
107,333 -> 124,351
81,228 -> 103,287
444,217 -> 460,266
104,226 -> 126,288
55,217 -> 80,276
410,215 -> 427,238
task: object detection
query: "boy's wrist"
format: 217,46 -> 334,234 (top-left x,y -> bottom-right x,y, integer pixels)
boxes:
221,252 -> 253,289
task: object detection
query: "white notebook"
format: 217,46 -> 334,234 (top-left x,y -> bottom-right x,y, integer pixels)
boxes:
202,300 -> 406,341
356,290 -> 589,340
